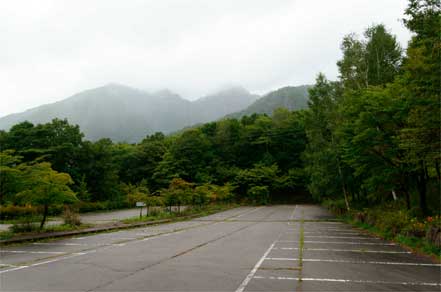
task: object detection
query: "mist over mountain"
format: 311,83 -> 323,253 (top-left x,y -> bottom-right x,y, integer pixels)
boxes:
192,86 -> 259,124
0,83 -> 311,142
0,84 -> 259,142
227,85 -> 310,118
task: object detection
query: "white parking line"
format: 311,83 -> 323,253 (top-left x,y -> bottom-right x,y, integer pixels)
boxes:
305,236 -> 379,240
274,247 -> 411,254
289,205 -> 297,220
252,276 -> 441,286
0,250 -> 65,255
312,228 -> 354,231
303,231 -> 360,235
265,258 -> 441,266
235,207 -> 264,218
235,241 -> 277,292
0,265 -> 29,273
33,242 -> 88,246
305,222 -> 344,224
0,251 -> 97,274
303,241 -> 396,246
111,237 -> 136,240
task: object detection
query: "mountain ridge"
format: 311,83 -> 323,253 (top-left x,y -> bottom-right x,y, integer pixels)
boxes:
0,83 -> 310,142
0,84 -> 258,142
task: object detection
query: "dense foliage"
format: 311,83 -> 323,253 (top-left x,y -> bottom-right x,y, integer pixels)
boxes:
304,0 -> 440,217
0,1 -> 439,230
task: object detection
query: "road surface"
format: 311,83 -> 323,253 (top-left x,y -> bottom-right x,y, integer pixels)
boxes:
1,205 -> 440,291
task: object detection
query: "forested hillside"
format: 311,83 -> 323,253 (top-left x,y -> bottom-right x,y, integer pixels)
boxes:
0,84 -> 258,142
0,0 -> 439,247
227,85 -> 309,118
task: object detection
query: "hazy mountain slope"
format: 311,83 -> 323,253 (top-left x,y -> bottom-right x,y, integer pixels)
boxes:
191,86 -> 259,124
227,85 -> 310,118
0,84 -> 258,142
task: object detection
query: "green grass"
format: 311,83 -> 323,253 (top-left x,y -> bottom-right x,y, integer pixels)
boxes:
0,216 -> 59,225
0,230 -> 15,240
343,215 -> 441,261
0,204 -> 238,243
0,223 -> 93,241
298,219 -> 304,267
121,204 -> 237,224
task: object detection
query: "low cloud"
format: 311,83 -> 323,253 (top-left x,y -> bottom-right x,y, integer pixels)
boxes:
0,0 -> 410,117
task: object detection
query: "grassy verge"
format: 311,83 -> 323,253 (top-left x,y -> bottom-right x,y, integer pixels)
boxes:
341,214 -> 441,261
0,204 -> 237,241
122,204 -> 238,224
0,223 -> 93,240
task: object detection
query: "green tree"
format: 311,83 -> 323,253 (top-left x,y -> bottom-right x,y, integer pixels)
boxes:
17,162 -> 77,229
0,150 -> 24,204
247,186 -> 270,205
337,25 -> 402,89
364,24 -> 402,85
78,139 -> 121,203
398,0 -> 441,214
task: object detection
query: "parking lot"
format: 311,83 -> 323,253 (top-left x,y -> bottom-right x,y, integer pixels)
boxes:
1,205 -> 440,291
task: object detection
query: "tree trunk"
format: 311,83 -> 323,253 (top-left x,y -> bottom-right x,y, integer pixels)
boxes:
40,204 -> 48,230
416,167 -> 428,216
405,191 -> 411,210
400,183 -> 411,210
336,158 -> 350,211
342,183 -> 350,212
391,189 -> 397,201
435,160 -> 440,181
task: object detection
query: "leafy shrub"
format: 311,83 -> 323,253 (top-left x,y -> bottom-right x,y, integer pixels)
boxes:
62,206 -> 81,226
0,205 -> 38,220
9,215 -> 40,233
425,215 -> 441,248
10,223 -> 39,233
375,210 -> 410,236
148,207 -> 162,217
247,186 -> 269,205
322,199 -> 347,215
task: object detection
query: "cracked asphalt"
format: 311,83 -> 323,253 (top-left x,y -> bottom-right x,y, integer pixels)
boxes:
0,205 -> 440,291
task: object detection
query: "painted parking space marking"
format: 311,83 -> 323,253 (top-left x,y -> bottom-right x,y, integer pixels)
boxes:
0,250 -> 66,255
305,235 -> 379,239
0,265 -> 29,273
274,247 -> 411,254
252,276 -> 441,287
289,205 -> 297,220
303,231 -> 360,234
303,241 -> 396,245
235,240 -> 277,292
265,257 -> 441,266
234,206 -> 264,218
0,250 -> 98,274
33,242 -> 89,246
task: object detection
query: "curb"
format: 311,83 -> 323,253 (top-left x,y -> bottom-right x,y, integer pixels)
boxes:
0,213 -> 205,245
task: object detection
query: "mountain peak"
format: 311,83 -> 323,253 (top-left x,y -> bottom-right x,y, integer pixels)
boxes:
0,84 -> 258,142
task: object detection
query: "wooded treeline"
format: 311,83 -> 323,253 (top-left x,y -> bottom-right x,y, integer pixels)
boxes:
0,0 -> 439,222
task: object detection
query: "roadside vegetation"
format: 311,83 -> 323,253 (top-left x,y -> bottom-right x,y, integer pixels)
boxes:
0,0 -> 439,255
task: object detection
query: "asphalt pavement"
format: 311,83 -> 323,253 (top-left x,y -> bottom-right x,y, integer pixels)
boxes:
0,205 -> 440,291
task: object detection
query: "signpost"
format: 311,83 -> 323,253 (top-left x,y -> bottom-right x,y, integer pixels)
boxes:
136,201 -> 146,218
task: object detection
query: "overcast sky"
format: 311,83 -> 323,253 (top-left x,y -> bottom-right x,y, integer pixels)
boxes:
0,0 -> 411,117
